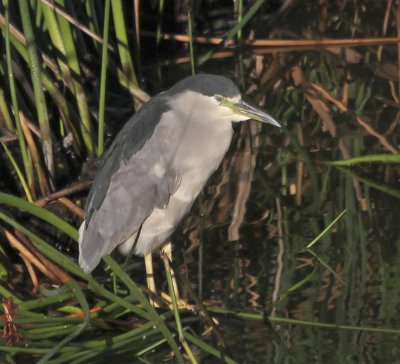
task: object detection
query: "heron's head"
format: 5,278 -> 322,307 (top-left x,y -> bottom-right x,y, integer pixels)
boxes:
167,74 -> 281,127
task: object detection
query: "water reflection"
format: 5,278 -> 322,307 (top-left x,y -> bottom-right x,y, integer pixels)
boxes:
165,50 -> 400,361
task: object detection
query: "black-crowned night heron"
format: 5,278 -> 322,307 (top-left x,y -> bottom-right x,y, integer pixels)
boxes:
79,74 -> 280,274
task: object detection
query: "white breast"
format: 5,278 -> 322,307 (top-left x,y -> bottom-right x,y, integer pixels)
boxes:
119,91 -> 234,256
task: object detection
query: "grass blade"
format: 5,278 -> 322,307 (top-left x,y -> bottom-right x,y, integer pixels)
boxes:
0,208 -> 84,277
1,143 -> 33,202
97,0 -> 111,156
0,192 -> 78,240
111,0 -> 140,108
325,153 -> 400,166
4,0 -> 33,192
306,209 -> 347,249
103,255 -> 185,364
37,280 -> 90,363
198,0 -> 267,65
188,10 -> 195,75
18,0 -> 54,178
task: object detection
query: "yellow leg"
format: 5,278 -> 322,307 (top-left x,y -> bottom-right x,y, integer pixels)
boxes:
161,242 -> 179,299
144,252 -> 158,307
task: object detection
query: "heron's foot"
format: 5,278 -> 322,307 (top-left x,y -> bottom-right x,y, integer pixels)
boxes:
160,291 -> 194,310
144,243 -> 181,308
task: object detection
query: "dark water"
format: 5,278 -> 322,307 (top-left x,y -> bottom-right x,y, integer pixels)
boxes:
167,143 -> 399,362
171,125 -> 400,363
154,36 -> 400,364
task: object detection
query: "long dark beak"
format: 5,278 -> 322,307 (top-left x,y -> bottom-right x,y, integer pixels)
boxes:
230,99 -> 281,127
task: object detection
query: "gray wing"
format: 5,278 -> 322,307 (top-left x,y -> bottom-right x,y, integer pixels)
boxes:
85,93 -> 171,224
79,95 -> 180,273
